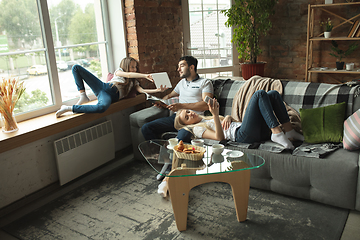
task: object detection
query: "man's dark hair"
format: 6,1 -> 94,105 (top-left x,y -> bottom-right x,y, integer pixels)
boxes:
179,56 -> 198,72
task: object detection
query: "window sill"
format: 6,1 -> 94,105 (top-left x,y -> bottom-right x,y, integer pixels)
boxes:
0,94 -> 146,154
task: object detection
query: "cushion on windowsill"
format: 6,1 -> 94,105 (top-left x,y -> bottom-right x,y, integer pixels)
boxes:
107,72 -> 114,82
299,102 -> 346,144
343,109 -> 360,150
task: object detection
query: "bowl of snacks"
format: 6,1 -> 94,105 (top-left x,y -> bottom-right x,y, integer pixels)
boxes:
173,140 -> 206,160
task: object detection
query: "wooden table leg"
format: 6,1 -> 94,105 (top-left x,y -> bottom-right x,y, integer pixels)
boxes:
167,176 -> 191,232
227,170 -> 251,222
167,168 -> 251,231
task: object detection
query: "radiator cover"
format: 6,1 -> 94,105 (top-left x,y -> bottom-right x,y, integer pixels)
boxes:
54,120 -> 115,185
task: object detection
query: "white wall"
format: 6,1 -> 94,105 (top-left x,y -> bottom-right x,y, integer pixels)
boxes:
0,106 -> 137,209
0,0 -> 133,211
107,0 -> 127,72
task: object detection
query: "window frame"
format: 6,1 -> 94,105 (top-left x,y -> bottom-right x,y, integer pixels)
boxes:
0,0 -> 115,123
181,0 -> 239,76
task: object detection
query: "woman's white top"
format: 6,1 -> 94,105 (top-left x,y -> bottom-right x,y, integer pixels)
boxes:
193,119 -> 242,141
109,68 -> 139,99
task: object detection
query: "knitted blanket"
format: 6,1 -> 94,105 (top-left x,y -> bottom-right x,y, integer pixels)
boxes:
231,75 -> 283,122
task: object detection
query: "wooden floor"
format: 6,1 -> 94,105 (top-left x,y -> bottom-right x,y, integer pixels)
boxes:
1,195 -> 359,240
0,203 -> 359,240
0,152 -> 359,240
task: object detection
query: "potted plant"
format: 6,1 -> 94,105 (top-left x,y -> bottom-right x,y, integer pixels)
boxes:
320,18 -> 333,38
221,0 -> 278,80
329,40 -> 358,70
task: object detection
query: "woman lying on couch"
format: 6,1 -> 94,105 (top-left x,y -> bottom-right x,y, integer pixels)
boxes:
158,89 -> 305,198
174,90 -> 304,150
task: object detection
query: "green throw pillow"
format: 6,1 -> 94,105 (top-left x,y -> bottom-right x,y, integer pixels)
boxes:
299,102 -> 346,144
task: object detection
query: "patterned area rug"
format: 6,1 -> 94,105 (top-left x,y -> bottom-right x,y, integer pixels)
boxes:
2,161 -> 348,240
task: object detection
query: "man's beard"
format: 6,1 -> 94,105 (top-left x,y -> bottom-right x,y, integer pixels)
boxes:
180,68 -> 191,78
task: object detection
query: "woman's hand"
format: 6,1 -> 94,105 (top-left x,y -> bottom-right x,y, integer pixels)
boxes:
207,98 -> 219,117
222,115 -> 232,130
145,74 -> 154,82
156,85 -> 170,92
204,98 -> 225,141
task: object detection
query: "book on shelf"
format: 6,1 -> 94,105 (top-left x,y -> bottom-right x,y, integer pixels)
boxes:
352,20 -> 360,37
356,24 -> 360,37
347,20 -> 360,37
144,93 -> 168,108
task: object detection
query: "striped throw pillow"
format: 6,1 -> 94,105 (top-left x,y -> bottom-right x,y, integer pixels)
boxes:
343,109 -> 360,150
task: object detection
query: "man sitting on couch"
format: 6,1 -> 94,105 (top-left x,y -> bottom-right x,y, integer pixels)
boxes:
141,56 -> 213,143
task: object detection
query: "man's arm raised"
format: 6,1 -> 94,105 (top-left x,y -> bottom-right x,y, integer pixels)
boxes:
167,92 -> 213,112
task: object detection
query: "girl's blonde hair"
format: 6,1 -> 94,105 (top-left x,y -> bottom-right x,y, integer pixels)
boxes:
174,109 -> 224,134
120,57 -> 139,73
119,57 -> 139,94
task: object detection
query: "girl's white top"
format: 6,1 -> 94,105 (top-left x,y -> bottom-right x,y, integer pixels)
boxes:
193,119 -> 242,141
109,68 -> 139,99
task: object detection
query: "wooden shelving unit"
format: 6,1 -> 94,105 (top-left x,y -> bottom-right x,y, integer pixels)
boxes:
305,2 -> 360,83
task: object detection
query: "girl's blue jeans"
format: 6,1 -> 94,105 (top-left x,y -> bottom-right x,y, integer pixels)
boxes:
235,90 -> 290,143
71,65 -> 119,113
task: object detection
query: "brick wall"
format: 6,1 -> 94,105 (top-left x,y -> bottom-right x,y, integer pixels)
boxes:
125,0 -> 360,83
261,0 -> 360,82
124,0 -> 183,91
260,0 -> 310,80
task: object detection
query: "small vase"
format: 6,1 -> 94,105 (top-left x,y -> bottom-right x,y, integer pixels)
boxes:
1,112 -> 19,133
324,31 -> 331,38
336,62 -> 345,70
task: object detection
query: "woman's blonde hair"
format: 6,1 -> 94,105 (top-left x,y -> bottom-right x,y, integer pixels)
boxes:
119,57 -> 139,94
120,57 -> 139,73
174,109 -> 224,134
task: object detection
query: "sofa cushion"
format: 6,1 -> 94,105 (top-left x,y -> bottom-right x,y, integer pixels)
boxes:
300,102 -> 346,143
107,72 -> 113,82
343,109 -> 360,150
130,106 -> 169,128
282,81 -> 359,118
240,146 -> 359,210
210,79 -> 245,116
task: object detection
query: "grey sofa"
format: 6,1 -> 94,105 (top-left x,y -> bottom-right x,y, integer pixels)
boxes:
129,78 -> 360,211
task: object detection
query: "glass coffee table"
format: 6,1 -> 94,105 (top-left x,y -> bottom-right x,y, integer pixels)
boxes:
138,139 -> 265,231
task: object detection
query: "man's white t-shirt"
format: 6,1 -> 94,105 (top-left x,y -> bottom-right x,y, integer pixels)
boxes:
173,76 -> 213,114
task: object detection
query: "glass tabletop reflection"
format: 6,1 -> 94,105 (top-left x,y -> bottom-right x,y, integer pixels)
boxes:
138,140 -> 265,178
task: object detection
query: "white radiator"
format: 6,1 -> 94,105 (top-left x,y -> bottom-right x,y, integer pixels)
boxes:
54,120 -> 115,185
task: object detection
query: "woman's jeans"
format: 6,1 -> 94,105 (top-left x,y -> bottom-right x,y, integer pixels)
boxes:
71,65 -> 119,113
235,90 -> 290,143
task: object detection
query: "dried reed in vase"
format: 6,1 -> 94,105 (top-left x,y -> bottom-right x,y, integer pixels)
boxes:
0,77 -> 25,133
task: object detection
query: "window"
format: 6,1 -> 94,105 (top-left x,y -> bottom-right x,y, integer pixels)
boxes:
47,0 -> 108,102
0,0 -> 110,122
182,0 -> 238,76
199,71 -> 233,79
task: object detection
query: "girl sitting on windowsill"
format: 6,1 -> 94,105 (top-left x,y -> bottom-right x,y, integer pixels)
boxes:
56,57 -> 169,117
